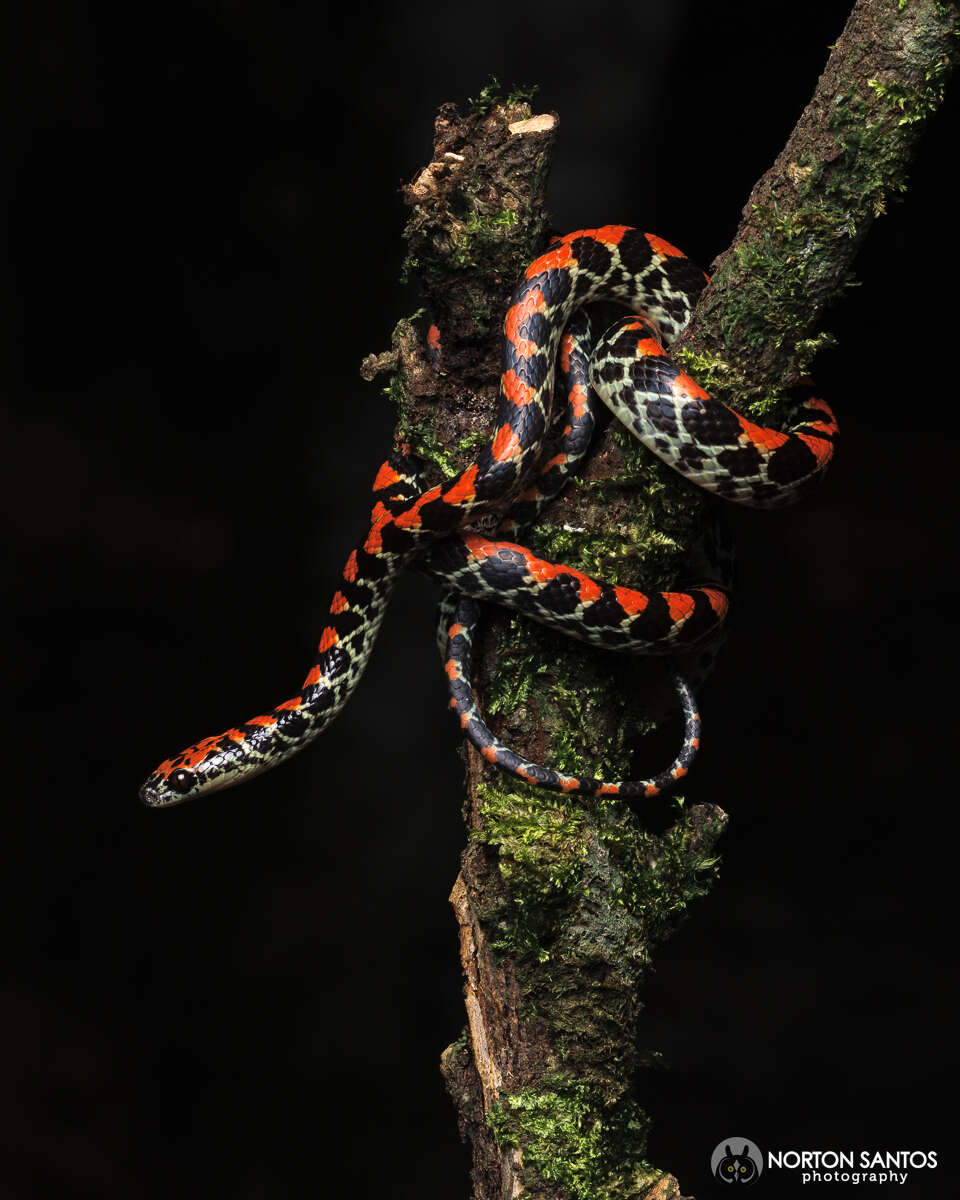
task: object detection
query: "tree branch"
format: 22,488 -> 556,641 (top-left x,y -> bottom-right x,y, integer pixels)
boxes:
367,4 -> 959,1196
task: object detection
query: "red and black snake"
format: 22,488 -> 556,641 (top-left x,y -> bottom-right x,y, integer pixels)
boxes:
140,226 -> 837,808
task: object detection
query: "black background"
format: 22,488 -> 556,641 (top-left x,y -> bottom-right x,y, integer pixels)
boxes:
7,1 -> 959,1196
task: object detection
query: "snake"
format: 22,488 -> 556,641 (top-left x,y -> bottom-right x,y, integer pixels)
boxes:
139,226 -> 837,808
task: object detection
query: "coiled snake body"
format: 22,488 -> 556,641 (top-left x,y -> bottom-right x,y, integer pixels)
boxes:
140,226 -> 837,807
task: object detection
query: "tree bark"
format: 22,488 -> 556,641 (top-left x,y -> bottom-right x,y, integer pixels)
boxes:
363,4 -> 959,1196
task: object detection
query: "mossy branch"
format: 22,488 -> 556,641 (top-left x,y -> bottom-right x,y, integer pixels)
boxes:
366,6 -> 959,1195
672,0 -> 960,417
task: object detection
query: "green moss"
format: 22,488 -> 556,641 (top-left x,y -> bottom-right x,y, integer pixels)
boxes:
669,347 -> 737,395
376,308 -> 462,476
468,74 -> 539,114
603,812 -> 721,930
451,209 -> 520,268
396,412 -> 456,475
722,198 -> 851,401
474,749 -> 722,969
506,82 -> 540,107
530,525 -> 675,591
673,333 -> 836,420
601,422 -> 693,504
547,706 -> 658,782
827,50 -> 953,225
454,430 -> 489,456
530,476 -> 703,595
868,61 -> 951,124
383,373 -> 455,478
484,617 -> 653,778
672,346 -> 775,421
474,780 -> 591,959
689,81 -> 912,412
485,620 -> 549,715
380,369 -> 406,412
488,1080 -> 663,1198
468,75 -> 503,114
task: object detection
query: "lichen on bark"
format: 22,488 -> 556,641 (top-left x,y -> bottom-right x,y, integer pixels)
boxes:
363,4 -> 959,1194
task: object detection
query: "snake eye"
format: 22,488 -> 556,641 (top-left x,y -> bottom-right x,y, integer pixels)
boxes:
168,768 -> 195,794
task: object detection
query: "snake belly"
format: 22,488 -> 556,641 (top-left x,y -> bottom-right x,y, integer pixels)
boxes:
140,226 -> 837,808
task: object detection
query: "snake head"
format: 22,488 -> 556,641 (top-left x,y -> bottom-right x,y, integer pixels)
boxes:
139,729 -> 249,807
139,765 -> 201,807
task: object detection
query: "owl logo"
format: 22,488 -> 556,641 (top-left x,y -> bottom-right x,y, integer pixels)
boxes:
710,1138 -> 762,1186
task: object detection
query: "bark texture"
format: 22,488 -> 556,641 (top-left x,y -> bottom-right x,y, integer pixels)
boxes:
364,4 -> 959,1196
